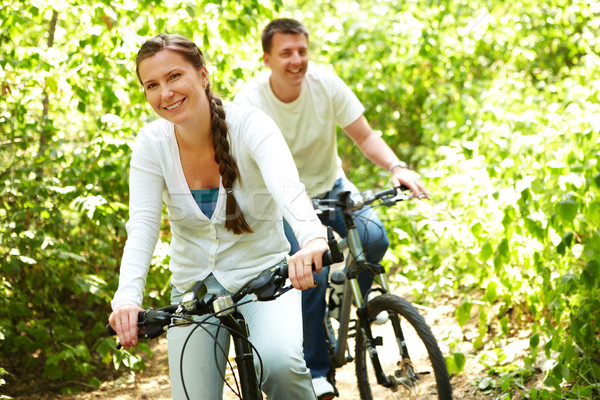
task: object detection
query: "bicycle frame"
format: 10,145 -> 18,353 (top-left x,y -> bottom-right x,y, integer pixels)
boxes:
325,190 -> 413,388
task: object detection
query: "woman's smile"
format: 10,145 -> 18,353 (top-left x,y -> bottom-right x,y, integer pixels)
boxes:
165,98 -> 186,111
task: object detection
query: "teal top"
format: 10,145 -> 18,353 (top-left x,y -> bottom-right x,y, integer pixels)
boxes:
190,188 -> 219,219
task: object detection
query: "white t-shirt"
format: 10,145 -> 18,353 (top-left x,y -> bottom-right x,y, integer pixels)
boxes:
111,103 -> 324,309
234,63 -> 365,197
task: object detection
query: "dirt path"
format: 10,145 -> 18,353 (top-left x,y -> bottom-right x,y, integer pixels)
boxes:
42,298 -> 516,400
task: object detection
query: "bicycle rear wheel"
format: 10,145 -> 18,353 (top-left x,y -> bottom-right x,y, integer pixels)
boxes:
355,294 -> 452,400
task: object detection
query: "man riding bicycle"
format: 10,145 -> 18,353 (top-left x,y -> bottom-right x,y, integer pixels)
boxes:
234,18 -> 429,399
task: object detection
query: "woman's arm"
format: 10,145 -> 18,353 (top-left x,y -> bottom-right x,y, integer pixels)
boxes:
110,131 -> 165,347
243,109 -> 328,289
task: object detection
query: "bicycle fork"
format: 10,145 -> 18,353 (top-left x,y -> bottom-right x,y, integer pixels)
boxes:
341,206 -> 416,389
220,313 -> 262,400
346,235 -> 416,388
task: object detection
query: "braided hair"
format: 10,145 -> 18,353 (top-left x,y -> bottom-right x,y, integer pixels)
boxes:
136,34 -> 253,234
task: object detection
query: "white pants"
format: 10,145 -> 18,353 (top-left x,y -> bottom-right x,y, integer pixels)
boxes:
167,273 -> 316,399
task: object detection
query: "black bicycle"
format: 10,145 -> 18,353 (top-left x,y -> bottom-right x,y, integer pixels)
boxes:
313,187 -> 453,400
107,227 -> 344,400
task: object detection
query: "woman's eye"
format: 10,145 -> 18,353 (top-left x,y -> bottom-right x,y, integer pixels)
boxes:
146,83 -> 157,90
169,73 -> 181,81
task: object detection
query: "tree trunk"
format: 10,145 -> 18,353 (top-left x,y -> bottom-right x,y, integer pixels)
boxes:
37,9 -> 58,166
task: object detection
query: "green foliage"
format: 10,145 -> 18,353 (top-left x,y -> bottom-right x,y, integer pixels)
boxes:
283,0 -> 600,397
0,0 -> 280,395
2,0 -> 599,397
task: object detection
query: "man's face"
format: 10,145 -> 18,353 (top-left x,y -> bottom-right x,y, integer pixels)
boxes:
263,32 -> 309,89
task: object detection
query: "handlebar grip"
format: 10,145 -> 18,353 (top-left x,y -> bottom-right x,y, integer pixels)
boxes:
106,323 -> 122,350
278,248 -> 342,278
322,251 -> 335,266
106,323 -> 116,336
376,188 -> 399,199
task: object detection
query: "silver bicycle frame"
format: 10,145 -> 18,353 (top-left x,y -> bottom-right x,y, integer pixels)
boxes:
328,227 -> 392,368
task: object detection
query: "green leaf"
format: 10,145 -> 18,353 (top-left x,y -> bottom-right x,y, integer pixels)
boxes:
500,316 -> 509,336
471,222 -> 482,236
497,239 -> 509,258
480,242 -> 493,261
562,232 -> 574,247
453,352 -> 466,373
46,76 -> 58,93
455,300 -> 472,328
555,199 -> 578,223
485,281 -> 498,304
593,173 -> 600,189
445,355 -> 456,375
524,217 -> 545,241
585,202 -> 600,226
581,260 -> 599,289
592,363 -> 600,380
556,241 -> 565,255
529,333 -> 539,349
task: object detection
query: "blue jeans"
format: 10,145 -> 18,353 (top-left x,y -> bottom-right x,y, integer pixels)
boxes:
284,177 -> 389,379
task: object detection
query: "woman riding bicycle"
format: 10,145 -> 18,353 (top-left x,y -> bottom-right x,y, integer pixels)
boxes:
108,33 -> 328,399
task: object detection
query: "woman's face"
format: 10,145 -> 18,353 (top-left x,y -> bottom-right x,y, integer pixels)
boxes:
138,49 -> 209,125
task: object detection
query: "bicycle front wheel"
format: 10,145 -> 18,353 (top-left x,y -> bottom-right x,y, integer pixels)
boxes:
355,294 -> 452,400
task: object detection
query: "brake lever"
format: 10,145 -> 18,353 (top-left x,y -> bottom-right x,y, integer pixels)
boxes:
253,267 -> 290,301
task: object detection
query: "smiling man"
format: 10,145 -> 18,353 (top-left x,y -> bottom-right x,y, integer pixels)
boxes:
234,18 -> 429,400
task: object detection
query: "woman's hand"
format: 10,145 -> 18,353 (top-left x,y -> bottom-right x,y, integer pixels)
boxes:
108,304 -> 144,349
288,237 -> 329,290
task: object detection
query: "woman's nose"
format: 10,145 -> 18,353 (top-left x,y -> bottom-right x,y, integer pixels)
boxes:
161,84 -> 173,98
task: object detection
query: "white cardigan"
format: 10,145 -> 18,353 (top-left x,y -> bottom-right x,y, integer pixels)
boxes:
111,103 -> 324,309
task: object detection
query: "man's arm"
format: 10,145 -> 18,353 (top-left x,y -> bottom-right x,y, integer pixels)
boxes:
343,115 -> 429,198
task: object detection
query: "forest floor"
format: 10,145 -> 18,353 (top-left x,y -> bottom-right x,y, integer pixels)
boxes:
12,291 -> 547,400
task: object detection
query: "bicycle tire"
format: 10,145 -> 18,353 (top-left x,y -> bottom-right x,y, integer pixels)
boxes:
355,294 -> 453,400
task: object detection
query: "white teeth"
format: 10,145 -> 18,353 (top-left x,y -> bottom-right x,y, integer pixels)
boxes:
290,69 -> 301,73
166,100 -> 183,110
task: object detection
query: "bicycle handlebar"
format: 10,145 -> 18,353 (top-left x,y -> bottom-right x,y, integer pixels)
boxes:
106,227 -> 344,342
312,186 -> 412,214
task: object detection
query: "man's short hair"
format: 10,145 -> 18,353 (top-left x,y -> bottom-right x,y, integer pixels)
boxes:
261,18 -> 309,53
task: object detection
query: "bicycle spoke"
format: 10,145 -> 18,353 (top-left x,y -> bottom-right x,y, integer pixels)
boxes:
355,295 -> 452,400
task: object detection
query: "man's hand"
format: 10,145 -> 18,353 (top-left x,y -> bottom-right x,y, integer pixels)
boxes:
391,167 -> 430,199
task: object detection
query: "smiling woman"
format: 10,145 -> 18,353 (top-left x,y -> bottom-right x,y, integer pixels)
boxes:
107,33 -> 331,399
138,50 -> 211,128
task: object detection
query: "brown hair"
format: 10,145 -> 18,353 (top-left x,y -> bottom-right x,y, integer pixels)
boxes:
261,18 -> 309,53
136,34 -> 253,235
